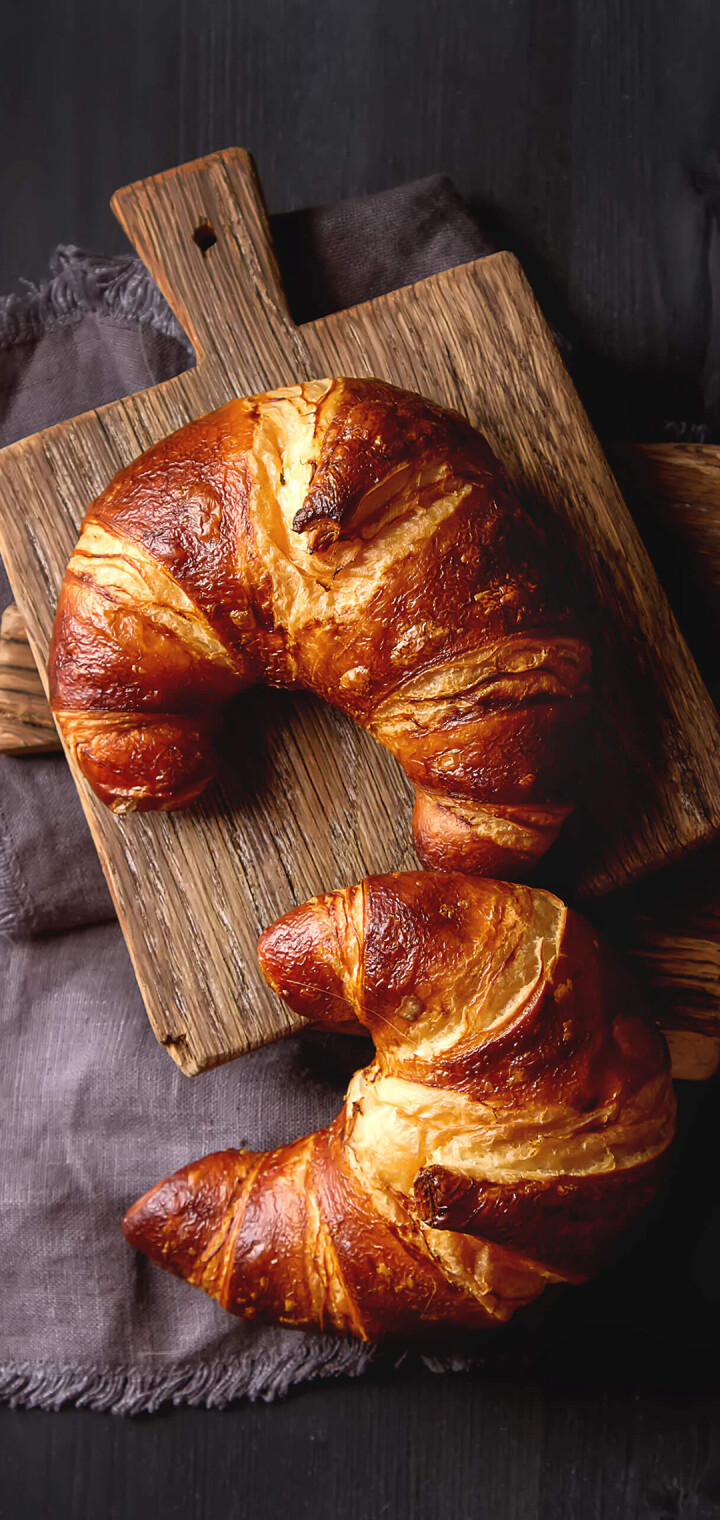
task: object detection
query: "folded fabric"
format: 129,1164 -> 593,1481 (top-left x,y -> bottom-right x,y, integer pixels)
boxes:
0,177 -> 497,1410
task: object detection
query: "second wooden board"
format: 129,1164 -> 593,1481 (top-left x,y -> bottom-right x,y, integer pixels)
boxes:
0,148 -> 719,1074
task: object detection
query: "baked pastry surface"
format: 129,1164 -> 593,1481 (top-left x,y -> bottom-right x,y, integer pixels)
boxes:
50,378 -> 591,876
123,873 -> 675,1340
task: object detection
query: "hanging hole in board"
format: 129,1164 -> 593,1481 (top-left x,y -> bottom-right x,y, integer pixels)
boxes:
193,220 -> 218,256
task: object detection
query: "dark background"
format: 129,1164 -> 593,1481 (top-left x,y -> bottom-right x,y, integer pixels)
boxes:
3,2 -> 720,1516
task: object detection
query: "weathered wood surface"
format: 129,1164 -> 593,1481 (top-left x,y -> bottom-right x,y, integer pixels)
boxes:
0,147 -> 719,1074
612,443 -> 720,705
604,441 -> 720,1080
0,602 -> 61,753
596,832 -> 720,1081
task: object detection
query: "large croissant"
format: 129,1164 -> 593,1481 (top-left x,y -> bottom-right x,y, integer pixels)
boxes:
50,378 -> 590,876
123,873 -> 675,1341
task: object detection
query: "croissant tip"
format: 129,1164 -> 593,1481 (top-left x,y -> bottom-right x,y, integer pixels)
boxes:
258,897 -> 356,1027
122,1150 -> 263,1291
121,1162 -> 221,1277
121,1177 -> 181,1263
121,1201 -> 146,1250
122,1185 -> 153,1242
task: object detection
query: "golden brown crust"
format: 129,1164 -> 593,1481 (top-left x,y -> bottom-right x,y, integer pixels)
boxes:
412,792 -> 572,878
124,872 -> 675,1342
50,378 -> 590,871
413,1153 -> 669,1282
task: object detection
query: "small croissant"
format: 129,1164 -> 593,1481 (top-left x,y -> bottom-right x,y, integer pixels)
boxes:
123,873 -> 675,1341
50,378 -> 590,876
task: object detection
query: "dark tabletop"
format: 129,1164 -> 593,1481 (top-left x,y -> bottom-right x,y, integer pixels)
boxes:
3,3 -> 720,1517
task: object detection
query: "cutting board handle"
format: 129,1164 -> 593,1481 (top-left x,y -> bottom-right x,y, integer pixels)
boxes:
112,148 -> 307,389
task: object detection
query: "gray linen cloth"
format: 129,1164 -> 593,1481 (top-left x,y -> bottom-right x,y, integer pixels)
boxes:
0,178 -> 493,1411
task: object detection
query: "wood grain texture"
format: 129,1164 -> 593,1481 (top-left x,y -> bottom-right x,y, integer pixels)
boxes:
1,0 -> 715,452
3,1354 -> 718,1520
0,603 -> 60,753
612,443 -> 720,703
606,441 -> 720,1081
0,148 -> 718,1075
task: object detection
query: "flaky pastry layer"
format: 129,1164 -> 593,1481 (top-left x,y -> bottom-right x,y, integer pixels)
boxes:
50,378 -> 591,874
123,873 -> 675,1339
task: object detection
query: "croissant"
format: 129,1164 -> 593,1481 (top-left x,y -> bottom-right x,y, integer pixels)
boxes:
123,873 -> 675,1341
50,377 -> 590,876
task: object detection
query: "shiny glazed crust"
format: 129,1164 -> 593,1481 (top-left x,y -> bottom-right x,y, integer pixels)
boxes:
123,873 -> 675,1341
50,378 -> 591,875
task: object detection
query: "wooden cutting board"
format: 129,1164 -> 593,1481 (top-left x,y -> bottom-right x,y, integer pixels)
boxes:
7,440 -> 720,1083
0,603 -> 60,752
1,146 -> 720,1076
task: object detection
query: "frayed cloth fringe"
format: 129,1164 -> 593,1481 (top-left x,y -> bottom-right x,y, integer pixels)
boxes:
0,1339 -> 375,1415
0,246 -> 192,356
